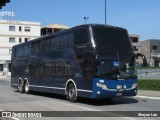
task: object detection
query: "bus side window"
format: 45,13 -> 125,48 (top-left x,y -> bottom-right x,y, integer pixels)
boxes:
40,39 -> 50,53
36,64 -> 44,77
55,61 -> 65,77
24,45 -> 29,56
74,28 -> 89,46
50,36 -> 61,49
31,42 -> 40,54
11,47 -> 15,58
61,34 -> 69,48
68,33 -> 74,46
45,63 -> 55,77
65,61 -> 73,76
29,65 -> 36,76
16,46 -> 24,57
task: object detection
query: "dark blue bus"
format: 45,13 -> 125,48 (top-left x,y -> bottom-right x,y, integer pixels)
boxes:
11,24 -> 145,102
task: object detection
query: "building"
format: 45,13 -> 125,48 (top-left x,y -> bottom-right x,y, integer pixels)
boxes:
41,23 -> 69,36
129,34 -> 140,54
0,20 -> 40,76
140,39 -> 160,67
0,0 -> 10,9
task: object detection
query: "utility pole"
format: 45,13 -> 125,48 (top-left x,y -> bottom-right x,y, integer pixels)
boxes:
105,0 -> 107,25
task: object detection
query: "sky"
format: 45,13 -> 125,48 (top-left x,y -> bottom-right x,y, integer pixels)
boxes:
1,0 -> 160,41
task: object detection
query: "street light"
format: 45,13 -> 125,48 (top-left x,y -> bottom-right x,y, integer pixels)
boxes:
84,17 -> 89,24
105,0 -> 107,25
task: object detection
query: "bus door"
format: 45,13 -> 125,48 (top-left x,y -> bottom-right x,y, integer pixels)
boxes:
83,52 -> 96,89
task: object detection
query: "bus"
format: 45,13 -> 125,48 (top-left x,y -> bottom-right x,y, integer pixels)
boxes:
11,24 -> 146,102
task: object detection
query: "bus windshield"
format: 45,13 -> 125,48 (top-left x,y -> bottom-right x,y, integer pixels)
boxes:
92,26 -> 132,50
97,52 -> 136,79
92,26 -> 136,79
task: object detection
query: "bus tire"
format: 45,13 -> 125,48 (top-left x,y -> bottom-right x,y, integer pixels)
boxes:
67,83 -> 77,102
18,80 -> 24,93
24,80 -> 30,94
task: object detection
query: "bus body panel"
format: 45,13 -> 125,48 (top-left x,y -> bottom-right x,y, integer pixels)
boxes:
92,78 -> 138,99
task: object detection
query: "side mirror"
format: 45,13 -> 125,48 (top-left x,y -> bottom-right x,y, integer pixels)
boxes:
135,53 -> 147,67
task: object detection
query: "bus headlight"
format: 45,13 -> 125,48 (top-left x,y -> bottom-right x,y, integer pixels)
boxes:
131,83 -> 138,89
96,83 -> 108,90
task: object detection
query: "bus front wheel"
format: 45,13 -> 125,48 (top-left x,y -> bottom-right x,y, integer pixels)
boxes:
67,84 -> 77,102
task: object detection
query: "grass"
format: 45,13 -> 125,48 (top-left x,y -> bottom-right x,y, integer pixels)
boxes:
138,79 -> 160,91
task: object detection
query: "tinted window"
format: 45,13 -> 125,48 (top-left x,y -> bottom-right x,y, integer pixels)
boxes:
65,61 -> 73,76
11,47 -> 16,58
92,26 -> 132,50
31,42 -> 40,54
16,46 -> 24,57
40,39 -> 50,52
45,63 -> 55,76
24,45 -> 29,56
68,33 -> 74,46
29,65 -> 36,76
74,28 -> 89,45
61,34 -> 69,47
36,64 -> 44,77
50,36 -> 60,49
55,61 -> 65,77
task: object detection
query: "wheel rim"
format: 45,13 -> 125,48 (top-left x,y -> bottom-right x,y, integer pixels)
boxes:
25,82 -> 29,92
69,88 -> 76,99
19,81 -> 22,91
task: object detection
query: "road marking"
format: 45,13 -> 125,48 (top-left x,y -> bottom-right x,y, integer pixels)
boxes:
0,108 -> 20,120
59,101 -> 97,111
120,116 -> 135,120
135,95 -> 160,100
59,101 -> 136,120
11,116 -> 20,120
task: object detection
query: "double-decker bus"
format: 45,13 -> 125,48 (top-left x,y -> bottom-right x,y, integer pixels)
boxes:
11,24 -> 146,102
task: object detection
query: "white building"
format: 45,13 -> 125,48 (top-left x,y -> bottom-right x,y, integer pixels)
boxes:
0,20 -> 41,76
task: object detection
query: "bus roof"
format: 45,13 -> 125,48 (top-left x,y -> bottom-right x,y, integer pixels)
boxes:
12,24 -> 127,48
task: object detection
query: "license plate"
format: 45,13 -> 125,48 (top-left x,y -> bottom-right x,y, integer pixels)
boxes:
116,93 -> 122,96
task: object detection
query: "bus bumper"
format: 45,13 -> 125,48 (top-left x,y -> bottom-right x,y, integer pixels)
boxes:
92,78 -> 138,99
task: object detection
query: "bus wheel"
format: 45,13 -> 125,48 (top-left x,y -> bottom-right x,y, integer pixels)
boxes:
18,80 -> 24,93
24,81 -> 30,94
67,84 -> 77,102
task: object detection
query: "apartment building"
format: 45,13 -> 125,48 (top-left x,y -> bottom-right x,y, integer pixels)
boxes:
0,20 -> 40,76
129,34 -> 141,53
41,23 -> 69,36
140,39 -> 160,67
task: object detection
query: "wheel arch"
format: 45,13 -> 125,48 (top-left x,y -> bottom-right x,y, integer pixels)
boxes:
18,78 -> 23,85
65,79 -> 77,96
24,78 -> 29,84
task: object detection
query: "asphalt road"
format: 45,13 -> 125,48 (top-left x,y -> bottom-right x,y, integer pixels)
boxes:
0,77 -> 160,120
